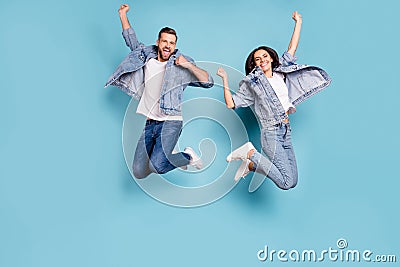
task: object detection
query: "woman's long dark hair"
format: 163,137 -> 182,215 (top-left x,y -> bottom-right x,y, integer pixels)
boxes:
245,46 -> 280,75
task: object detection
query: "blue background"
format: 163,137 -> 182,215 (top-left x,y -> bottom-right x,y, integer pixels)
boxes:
1,0 -> 399,266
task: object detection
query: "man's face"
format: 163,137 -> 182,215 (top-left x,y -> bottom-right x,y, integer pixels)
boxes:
156,33 -> 177,62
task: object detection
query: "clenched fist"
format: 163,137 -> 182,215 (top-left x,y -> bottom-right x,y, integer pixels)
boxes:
118,4 -> 130,14
216,67 -> 228,80
175,55 -> 191,68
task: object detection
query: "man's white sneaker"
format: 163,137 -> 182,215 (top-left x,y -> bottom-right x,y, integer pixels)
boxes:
184,147 -> 203,170
234,159 -> 251,182
226,142 -> 255,162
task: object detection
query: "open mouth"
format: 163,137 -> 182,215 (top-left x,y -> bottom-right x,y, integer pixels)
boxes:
162,48 -> 171,57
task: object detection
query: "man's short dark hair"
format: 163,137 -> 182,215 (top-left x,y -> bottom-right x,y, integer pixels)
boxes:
158,27 -> 178,42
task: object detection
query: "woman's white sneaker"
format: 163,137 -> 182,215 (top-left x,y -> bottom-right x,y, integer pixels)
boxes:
226,142 -> 255,162
234,159 -> 251,182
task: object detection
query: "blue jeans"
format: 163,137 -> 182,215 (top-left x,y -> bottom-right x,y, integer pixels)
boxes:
132,119 -> 191,179
250,122 -> 298,190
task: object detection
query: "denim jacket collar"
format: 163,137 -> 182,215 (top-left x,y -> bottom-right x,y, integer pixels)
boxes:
146,46 -> 181,66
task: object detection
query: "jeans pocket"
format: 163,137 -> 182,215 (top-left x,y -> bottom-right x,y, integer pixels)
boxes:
263,125 -> 279,132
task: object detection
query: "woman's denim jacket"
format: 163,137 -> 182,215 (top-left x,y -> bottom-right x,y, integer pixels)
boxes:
232,52 -> 332,128
104,28 -> 214,115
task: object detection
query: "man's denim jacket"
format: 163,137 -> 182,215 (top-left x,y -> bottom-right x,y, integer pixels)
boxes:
232,52 -> 332,128
105,28 -> 214,115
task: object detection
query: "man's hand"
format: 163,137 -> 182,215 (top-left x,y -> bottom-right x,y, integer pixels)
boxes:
175,55 -> 192,68
292,11 -> 302,23
118,4 -> 131,30
118,4 -> 130,15
176,55 -> 210,84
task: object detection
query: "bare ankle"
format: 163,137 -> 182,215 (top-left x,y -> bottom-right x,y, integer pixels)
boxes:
247,149 -> 255,159
248,161 -> 254,171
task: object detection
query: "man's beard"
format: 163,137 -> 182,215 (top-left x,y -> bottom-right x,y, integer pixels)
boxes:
158,47 -> 172,61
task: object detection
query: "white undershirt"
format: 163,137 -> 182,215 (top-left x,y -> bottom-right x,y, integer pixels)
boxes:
136,58 -> 183,121
267,72 -> 296,114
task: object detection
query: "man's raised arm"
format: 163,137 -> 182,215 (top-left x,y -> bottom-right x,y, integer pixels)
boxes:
118,4 -> 141,51
118,4 -> 131,30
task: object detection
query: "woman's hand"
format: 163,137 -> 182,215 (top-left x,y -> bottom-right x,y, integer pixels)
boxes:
217,67 -> 234,109
292,11 -> 302,24
217,67 -> 228,80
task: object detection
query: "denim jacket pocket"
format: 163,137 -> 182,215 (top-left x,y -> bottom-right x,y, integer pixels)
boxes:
297,69 -> 325,92
171,88 -> 183,112
161,86 -> 183,114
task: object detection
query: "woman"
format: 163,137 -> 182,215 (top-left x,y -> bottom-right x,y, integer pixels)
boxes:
217,11 -> 331,190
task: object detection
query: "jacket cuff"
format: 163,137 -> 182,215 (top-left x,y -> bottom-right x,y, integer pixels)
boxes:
122,27 -> 135,35
280,51 -> 298,65
231,94 -> 243,109
196,74 -> 214,88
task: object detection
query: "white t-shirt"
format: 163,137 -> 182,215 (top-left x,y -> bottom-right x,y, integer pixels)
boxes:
136,58 -> 183,121
267,72 -> 296,114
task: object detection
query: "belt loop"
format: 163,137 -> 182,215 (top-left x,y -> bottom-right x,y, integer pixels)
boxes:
146,119 -> 155,126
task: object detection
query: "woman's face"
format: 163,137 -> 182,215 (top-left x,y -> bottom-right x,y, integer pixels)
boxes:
254,49 -> 273,73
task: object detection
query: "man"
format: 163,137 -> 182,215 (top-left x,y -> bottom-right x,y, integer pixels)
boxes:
105,4 -> 214,179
